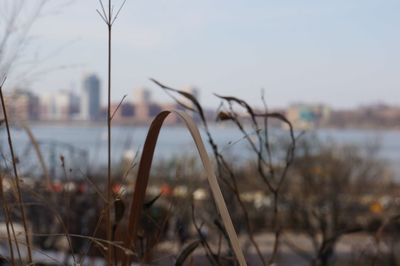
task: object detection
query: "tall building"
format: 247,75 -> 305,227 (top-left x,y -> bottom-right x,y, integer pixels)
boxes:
81,74 -> 101,121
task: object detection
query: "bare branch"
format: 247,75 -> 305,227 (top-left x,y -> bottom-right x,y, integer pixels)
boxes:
98,0 -> 108,22
96,9 -> 108,24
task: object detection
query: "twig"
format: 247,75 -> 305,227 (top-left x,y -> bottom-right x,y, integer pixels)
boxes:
111,0 -> 127,25
111,94 -> 127,120
191,203 -> 220,266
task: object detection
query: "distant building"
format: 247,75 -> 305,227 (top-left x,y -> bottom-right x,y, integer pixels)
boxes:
109,102 -> 135,122
40,90 -> 80,121
1,89 -> 40,121
287,103 -> 331,130
132,87 -> 153,122
133,87 -> 151,105
329,103 -> 400,129
81,74 -> 101,121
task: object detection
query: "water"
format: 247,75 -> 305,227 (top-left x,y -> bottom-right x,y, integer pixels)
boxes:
1,124 -> 399,179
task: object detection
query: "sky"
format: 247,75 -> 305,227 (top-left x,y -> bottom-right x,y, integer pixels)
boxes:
5,0 -> 400,109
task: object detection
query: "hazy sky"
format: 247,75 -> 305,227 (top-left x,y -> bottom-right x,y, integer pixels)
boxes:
9,0 -> 400,108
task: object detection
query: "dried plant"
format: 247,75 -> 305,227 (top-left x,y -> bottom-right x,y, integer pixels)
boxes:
153,79 -> 298,265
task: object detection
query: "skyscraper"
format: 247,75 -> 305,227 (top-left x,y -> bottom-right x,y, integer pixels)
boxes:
81,74 -> 100,121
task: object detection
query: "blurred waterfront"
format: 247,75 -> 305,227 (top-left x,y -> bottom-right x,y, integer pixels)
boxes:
1,125 -> 399,180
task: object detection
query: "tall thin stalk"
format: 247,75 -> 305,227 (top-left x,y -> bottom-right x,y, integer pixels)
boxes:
106,0 -> 112,263
0,77 -> 32,264
96,1 -> 126,264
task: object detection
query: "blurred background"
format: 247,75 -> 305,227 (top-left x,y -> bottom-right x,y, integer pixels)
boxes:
1,1 -> 400,265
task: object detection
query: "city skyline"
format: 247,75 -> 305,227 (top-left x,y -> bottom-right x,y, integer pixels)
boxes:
1,74 -> 204,124
4,75 -> 400,131
3,1 -> 400,109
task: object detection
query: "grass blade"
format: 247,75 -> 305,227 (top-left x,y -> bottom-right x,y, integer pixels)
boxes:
123,110 -> 247,266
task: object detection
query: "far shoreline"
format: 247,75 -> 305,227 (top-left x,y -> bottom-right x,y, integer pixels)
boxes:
7,120 -> 400,132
